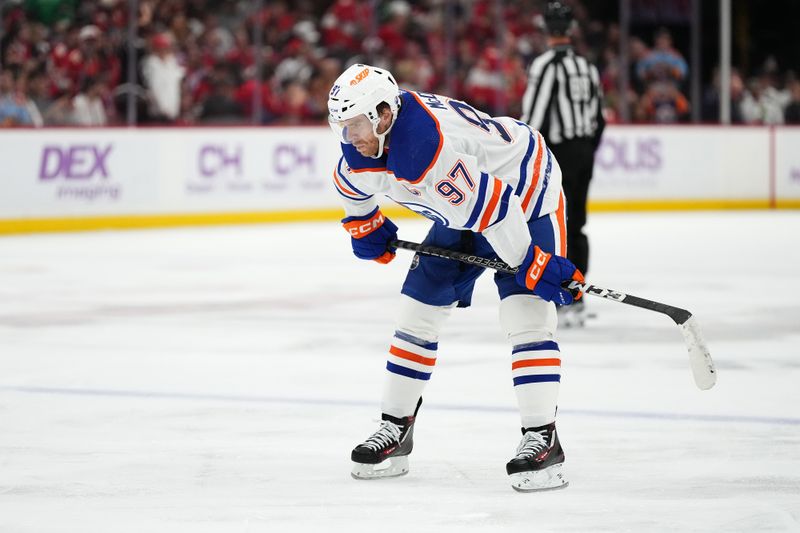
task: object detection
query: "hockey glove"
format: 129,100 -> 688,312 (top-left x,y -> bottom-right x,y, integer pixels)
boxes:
342,207 -> 398,264
515,245 -> 585,305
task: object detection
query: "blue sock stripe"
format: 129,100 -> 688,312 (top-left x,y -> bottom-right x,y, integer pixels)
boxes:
512,340 -> 560,354
513,374 -> 561,386
393,330 -> 438,351
387,361 -> 432,381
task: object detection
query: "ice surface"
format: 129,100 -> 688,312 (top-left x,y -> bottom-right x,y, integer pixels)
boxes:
1,211 -> 799,532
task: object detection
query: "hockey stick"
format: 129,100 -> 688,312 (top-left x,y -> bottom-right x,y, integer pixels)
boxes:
391,239 -> 716,390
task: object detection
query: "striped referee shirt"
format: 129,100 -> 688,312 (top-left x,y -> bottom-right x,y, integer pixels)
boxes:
520,46 -> 605,146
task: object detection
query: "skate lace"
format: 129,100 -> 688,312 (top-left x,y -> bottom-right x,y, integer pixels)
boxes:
515,431 -> 548,459
362,420 -> 402,451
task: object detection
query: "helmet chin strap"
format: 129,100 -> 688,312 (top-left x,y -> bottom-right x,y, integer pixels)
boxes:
368,106 -> 399,159
370,122 -> 392,159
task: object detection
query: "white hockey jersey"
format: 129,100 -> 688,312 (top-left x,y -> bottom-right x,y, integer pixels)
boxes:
333,90 -> 563,266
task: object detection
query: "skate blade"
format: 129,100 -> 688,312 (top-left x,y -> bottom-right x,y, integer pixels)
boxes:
351,455 -> 409,480
509,463 -> 568,492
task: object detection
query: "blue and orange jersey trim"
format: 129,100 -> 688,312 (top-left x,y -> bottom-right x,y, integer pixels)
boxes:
386,91 -> 444,184
529,148 -> 553,219
333,157 -> 373,201
519,131 -> 547,214
464,173 -> 514,232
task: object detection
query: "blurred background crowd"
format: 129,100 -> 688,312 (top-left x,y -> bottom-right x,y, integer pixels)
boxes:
1,0 -> 799,127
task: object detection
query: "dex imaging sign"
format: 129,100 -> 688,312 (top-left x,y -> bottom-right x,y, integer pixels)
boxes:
38,143 -> 120,201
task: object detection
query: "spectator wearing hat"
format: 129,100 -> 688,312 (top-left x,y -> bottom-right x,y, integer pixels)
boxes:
141,32 -> 185,123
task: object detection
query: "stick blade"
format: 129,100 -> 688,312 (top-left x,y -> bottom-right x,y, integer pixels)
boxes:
680,316 -> 717,390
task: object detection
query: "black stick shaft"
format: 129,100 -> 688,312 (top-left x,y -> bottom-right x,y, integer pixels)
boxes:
391,239 -> 692,325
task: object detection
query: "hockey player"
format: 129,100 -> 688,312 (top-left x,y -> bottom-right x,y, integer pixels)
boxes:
328,63 -> 584,492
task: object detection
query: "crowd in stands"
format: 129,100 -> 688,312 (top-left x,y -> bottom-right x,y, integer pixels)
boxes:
1,0 -> 799,127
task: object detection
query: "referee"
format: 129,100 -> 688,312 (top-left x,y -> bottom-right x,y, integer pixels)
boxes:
520,1 -> 604,324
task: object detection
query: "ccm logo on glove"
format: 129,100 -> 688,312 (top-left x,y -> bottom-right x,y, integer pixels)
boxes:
343,211 -> 386,238
525,247 -> 551,287
341,207 -> 398,264
516,245 -> 585,305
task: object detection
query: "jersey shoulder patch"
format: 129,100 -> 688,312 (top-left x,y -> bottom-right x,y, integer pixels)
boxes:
386,91 -> 444,184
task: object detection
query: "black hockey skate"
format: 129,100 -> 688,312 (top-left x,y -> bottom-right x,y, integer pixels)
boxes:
506,422 -> 568,492
351,398 -> 422,480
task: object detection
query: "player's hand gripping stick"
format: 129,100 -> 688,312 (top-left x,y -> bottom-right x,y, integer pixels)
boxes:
516,244 -> 585,305
342,207 -> 398,264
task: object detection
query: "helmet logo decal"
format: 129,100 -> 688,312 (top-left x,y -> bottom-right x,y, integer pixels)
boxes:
330,84 -> 341,97
349,68 -> 370,86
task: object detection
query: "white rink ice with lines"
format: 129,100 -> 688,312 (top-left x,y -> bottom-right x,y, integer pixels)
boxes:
1,211 -> 799,533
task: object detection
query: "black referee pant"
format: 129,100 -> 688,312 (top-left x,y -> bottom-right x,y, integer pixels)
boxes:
550,139 -> 596,276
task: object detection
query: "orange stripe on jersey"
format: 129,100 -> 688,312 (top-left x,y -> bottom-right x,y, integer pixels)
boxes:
478,177 -> 503,232
333,168 -> 359,197
350,166 -> 387,173
521,132 -> 545,213
556,191 -> 567,256
512,358 -> 561,370
405,91 -> 444,184
389,345 -> 437,367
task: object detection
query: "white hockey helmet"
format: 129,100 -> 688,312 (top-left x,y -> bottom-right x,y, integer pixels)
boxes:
327,63 -> 401,157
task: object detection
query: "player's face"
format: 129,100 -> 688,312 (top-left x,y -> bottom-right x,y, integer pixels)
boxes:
341,114 -> 378,157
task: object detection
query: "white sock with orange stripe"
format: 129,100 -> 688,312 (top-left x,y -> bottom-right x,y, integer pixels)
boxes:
381,331 -> 438,418
511,341 -> 561,428
381,296 -> 453,418
500,294 -> 560,428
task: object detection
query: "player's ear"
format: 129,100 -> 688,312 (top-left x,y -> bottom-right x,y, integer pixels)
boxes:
379,102 -> 392,120
377,102 -> 393,131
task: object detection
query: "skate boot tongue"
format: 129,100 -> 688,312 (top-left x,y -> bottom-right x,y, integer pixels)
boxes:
381,412 -> 410,426
516,430 -> 548,458
362,420 -> 402,451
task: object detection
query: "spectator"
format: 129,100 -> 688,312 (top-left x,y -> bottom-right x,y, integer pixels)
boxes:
784,80 -> 800,124
393,40 -> 436,92
234,66 -> 280,124
4,0 -> 799,128
141,32 -> 185,123
377,1 -> 412,60
740,75 -> 786,125
198,67 -> 243,123
320,0 -> 373,60
275,80 -> 315,124
463,46 -> 505,115
627,36 -> 651,95
636,27 -> 687,86
15,71 -> 44,126
72,77 -> 109,126
0,70 -> 34,126
701,67 -> 745,123
636,80 -> 690,123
